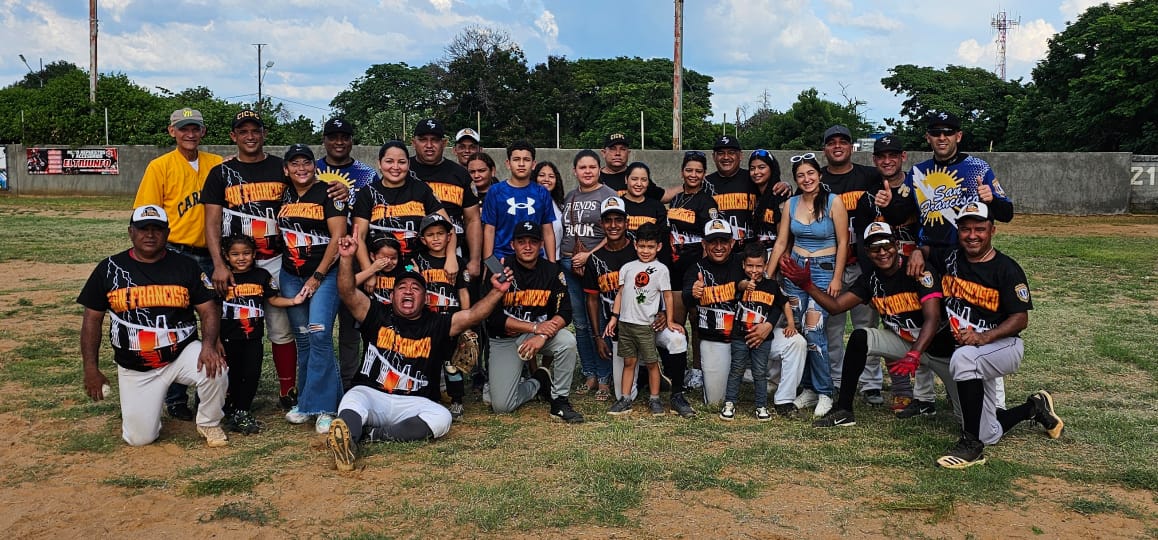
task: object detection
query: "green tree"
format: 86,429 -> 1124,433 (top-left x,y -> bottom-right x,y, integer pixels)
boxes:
739,88 -> 872,150
438,26 -> 534,144
1007,1 -> 1158,152
881,64 -> 1026,151
329,62 -> 443,143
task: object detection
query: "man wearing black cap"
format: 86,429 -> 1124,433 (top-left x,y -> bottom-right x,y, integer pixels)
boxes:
328,225 -> 513,471
779,221 -> 960,429
905,111 -> 1014,251
817,124 -> 891,407
411,118 -> 482,283
79,205 -> 229,448
483,220 -> 583,423
316,117 -> 377,391
919,202 -> 1062,469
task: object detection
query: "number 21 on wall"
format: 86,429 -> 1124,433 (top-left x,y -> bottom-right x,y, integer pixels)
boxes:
1131,166 -> 1156,186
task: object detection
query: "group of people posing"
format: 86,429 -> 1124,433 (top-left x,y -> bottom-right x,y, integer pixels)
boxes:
78,107 -> 1062,472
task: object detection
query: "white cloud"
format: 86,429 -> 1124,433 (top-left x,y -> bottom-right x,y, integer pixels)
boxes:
535,10 -> 558,49
429,0 -> 452,13
954,18 -> 1056,75
1060,0 -> 1127,20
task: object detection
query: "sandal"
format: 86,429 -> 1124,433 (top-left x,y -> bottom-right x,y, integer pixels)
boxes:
574,378 -> 597,396
594,388 -> 611,401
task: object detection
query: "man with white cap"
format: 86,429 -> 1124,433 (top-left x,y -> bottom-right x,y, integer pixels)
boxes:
453,128 -> 482,167
79,205 -> 229,448
683,218 -> 746,406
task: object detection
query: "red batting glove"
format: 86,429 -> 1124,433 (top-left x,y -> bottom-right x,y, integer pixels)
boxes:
778,255 -> 814,289
889,350 -> 921,377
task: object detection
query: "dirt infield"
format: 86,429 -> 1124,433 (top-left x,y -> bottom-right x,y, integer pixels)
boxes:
0,208 -> 1155,538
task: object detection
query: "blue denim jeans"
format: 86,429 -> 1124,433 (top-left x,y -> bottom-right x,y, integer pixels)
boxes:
727,338 -> 771,407
561,257 -> 609,384
782,252 -> 835,397
280,269 -> 342,415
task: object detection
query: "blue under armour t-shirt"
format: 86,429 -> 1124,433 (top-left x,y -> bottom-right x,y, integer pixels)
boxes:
481,180 -> 557,261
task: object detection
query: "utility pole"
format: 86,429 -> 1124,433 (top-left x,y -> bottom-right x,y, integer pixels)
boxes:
253,43 -> 268,113
90,0 -> 98,103
672,0 -> 684,150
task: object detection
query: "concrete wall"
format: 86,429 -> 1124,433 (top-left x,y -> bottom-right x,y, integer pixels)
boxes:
1,143 -> 1142,215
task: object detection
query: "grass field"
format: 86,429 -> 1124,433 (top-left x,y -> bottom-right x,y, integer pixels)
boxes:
0,195 -> 1155,538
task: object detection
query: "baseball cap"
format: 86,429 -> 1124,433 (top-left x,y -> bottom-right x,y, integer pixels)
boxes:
454,128 -> 481,144
232,109 -> 264,129
512,220 -> 543,241
926,111 -> 961,131
414,118 -> 445,138
130,205 -> 169,229
323,117 -> 354,136
873,134 -> 904,155
396,264 -> 427,289
713,135 -> 742,151
603,133 -> 629,148
600,196 -> 628,218
863,221 -> 895,246
957,201 -> 992,222
283,143 -> 315,162
169,108 -> 204,129
419,213 -> 452,234
703,218 -> 733,241
823,125 -> 852,144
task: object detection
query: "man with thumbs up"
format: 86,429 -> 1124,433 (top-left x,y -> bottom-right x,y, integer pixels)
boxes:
682,218 -> 746,406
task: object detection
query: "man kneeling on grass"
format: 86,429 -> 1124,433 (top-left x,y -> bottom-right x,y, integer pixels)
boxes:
327,226 -> 511,471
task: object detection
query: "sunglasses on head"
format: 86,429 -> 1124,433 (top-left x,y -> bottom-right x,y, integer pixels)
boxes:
750,149 -> 773,159
684,150 -> 705,158
790,152 -> 816,163
927,127 -> 958,136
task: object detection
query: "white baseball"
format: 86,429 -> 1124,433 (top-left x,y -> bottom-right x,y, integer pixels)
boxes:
101,383 -> 112,396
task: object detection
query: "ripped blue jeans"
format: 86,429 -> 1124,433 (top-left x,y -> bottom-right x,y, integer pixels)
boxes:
781,252 -> 835,397
281,270 -> 342,415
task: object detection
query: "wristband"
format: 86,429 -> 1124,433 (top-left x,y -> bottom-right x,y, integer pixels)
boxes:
611,312 -> 620,318
312,271 -> 326,281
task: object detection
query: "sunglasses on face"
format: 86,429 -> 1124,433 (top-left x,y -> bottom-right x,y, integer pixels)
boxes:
927,127 -> 959,137
790,153 -> 816,163
867,243 -> 896,253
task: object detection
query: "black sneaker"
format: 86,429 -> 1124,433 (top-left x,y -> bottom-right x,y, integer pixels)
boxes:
166,402 -> 195,421
670,392 -> 696,418
774,403 -> 797,417
936,433 -> 986,469
1028,390 -> 1064,439
608,397 -> 634,416
861,389 -> 884,406
531,367 -> 554,402
812,408 -> 856,428
895,399 -> 936,419
231,410 -> 262,435
648,398 -> 666,416
550,397 -> 585,423
279,388 -> 298,411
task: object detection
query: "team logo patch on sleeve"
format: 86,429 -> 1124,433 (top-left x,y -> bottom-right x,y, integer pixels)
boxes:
992,179 -> 1006,197
201,273 -> 213,290
557,272 -> 566,286
1015,283 -> 1030,302
919,271 -> 935,288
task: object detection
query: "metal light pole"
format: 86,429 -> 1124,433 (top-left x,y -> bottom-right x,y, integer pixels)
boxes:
253,43 -> 268,112
18,54 -> 42,87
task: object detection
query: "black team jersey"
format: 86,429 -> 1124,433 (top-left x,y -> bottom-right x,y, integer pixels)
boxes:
928,247 -> 1033,337
704,169 -> 757,241
201,156 -> 287,260
736,278 -> 789,333
484,258 -> 571,337
278,181 -> 345,277
353,301 -> 452,401
77,250 -> 214,371
846,258 -> 956,357
410,159 -> 480,258
220,267 -> 278,341
411,251 -> 468,314
582,243 -> 638,338
752,189 -> 788,247
682,254 -> 745,342
354,177 -> 444,256
667,189 -> 718,263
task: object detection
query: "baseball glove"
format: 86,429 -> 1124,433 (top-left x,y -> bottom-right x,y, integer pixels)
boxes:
449,330 -> 480,373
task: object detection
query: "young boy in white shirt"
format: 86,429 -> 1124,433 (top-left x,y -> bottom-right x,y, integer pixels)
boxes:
603,223 -> 685,416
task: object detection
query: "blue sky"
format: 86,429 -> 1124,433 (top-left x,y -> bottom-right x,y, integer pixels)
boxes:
0,0 -> 1122,132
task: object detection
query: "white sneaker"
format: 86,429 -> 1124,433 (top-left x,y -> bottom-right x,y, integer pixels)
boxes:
793,389 -> 819,409
285,406 -> 309,424
814,395 -> 834,418
719,401 -> 736,421
315,414 -> 334,434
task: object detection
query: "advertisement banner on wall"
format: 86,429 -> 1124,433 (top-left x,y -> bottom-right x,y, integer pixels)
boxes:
0,147 -> 8,190
26,148 -> 120,175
